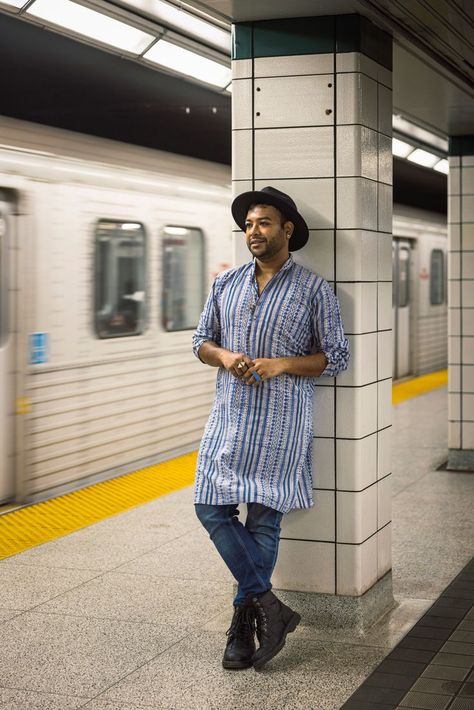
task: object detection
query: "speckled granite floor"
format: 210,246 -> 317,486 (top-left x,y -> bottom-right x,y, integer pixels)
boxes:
0,386 -> 473,709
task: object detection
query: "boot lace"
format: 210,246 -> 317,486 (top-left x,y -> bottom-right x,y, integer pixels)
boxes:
253,599 -> 269,640
226,606 -> 255,641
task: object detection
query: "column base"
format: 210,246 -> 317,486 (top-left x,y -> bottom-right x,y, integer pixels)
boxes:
447,449 -> 474,472
274,572 -> 395,632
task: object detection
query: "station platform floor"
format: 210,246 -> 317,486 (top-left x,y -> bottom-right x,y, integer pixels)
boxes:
0,385 -> 473,709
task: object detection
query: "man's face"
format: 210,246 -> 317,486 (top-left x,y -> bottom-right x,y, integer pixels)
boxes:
244,204 -> 292,261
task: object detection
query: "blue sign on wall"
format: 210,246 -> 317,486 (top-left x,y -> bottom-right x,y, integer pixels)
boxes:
29,332 -> 49,365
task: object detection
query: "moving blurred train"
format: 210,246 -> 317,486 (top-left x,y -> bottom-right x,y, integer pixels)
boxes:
0,117 -> 447,505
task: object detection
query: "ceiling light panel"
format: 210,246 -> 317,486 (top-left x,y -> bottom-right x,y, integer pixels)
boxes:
119,0 -> 230,54
434,159 -> 449,174
407,148 -> 440,168
392,138 -> 414,158
0,0 -> 28,8
144,39 -> 231,88
27,0 -> 155,54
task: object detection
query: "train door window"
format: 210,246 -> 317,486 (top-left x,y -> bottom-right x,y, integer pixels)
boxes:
398,247 -> 410,307
430,249 -> 444,305
94,220 -> 146,338
162,226 -> 204,331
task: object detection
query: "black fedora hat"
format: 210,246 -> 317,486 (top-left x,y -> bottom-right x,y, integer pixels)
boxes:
231,186 -> 309,251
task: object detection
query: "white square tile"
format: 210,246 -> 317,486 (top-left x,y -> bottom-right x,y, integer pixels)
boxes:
336,125 -> 378,180
336,383 -> 378,438
232,180 -> 253,231
255,126 -> 334,179
461,166 -> 474,195
448,364 -> 460,391
378,282 -> 392,331
313,386 -> 335,437
462,393 -> 474,420
293,230 -> 334,281
336,433 -> 377,491
449,252 -> 461,280
449,280 -> 460,307
448,421 -> 460,448
450,156 -> 461,168
377,426 -> 392,479
462,281 -> 474,308
449,224 -> 461,250
461,253 -> 474,279
336,229 -> 378,281
337,282 -> 377,334
281,491 -> 335,541
337,485 -> 377,543
461,224 -> 474,250
378,233 -> 392,281
336,536 -> 378,595
377,523 -> 392,578
337,332 -> 377,386
378,133 -> 392,185
463,155 -> 474,168
378,183 -> 393,233
336,177 -> 378,230
377,84 -> 392,136
448,393 -> 461,420
462,365 -> 474,391
255,177 -> 334,229
232,79 -> 252,130
255,53 -> 334,77
336,73 -> 378,130
448,308 -> 462,336
462,195 -> 474,223
378,379 -> 392,430
255,75 -> 334,128
232,130 -> 252,180
462,309 -> 474,336
273,540 -> 335,593
313,437 -> 335,489
462,422 -> 474,448
449,167 -> 461,196
377,475 -> 391,528
335,52 -> 378,82
449,195 -> 461,224
378,330 -> 393,380
232,58 -> 252,79
449,336 -> 461,362
461,336 -> 474,364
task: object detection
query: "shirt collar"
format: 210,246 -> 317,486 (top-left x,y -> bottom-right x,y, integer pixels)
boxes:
251,254 -> 294,275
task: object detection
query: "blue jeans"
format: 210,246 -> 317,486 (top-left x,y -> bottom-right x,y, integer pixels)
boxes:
195,502 -> 283,605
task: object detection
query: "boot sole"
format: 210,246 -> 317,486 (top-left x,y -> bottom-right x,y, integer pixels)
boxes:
222,658 -> 254,670
253,611 -> 301,670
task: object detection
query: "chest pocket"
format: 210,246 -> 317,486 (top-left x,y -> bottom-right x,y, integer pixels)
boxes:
279,299 -> 313,355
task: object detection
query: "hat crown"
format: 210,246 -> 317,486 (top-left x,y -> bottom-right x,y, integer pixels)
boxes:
257,186 -> 297,213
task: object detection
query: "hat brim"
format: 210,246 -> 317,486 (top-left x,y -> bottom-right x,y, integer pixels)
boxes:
231,190 -> 309,251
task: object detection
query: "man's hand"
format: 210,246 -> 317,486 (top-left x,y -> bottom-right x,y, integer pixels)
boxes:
242,358 -> 285,386
220,351 -> 255,379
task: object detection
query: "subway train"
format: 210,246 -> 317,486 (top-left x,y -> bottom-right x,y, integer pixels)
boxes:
0,117 -> 447,506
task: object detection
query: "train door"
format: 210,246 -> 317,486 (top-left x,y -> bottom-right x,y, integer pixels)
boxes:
393,239 -> 412,379
0,199 -> 14,502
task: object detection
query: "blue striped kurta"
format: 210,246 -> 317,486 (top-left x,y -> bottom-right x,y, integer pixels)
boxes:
192,256 -> 349,513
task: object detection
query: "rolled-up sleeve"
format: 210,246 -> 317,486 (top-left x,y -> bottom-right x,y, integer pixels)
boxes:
192,279 -> 221,361
312,280 -> 350,377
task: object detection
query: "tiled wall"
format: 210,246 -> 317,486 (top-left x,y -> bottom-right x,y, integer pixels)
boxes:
232,15 -> 393,596
448,138 -> 474,465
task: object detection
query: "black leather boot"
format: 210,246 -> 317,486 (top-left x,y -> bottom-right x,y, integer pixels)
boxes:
222,604 -> 256,669
251,590 -> 301,669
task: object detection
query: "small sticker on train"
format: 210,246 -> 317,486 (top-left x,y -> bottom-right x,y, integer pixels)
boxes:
29,332 -> 49,365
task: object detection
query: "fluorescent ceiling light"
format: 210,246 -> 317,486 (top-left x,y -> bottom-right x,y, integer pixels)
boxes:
27,0 -> 155,54
144,39 -> 231,88
119,1 -> 230,53
0,0 -> 27,8
164,226 -> 188,235
225,83 -> 232,93
393,115 -> 448,153
392,138 -> 414,158
434,159 -> 449,174
407,148 -> 440,168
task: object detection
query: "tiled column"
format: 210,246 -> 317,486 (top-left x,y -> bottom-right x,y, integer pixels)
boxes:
232,15 -> 394,627
448,137 -> 474,471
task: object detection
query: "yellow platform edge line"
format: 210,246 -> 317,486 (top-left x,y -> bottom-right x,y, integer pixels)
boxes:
392,369 -> 448,406
0,372 -> 448,560
0,452 -> 197,560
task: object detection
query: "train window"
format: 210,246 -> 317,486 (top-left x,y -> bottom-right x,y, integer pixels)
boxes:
94,220 -> 146,338
398,247 -> 410,308
162,226 -> 204,332
430,249 -> 444,305
0,215 -> 6,345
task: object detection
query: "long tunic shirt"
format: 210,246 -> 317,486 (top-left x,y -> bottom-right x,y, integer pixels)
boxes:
192,256 -> 349,513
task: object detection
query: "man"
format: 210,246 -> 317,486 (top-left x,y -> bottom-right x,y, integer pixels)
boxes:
193,186 -> 349,671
